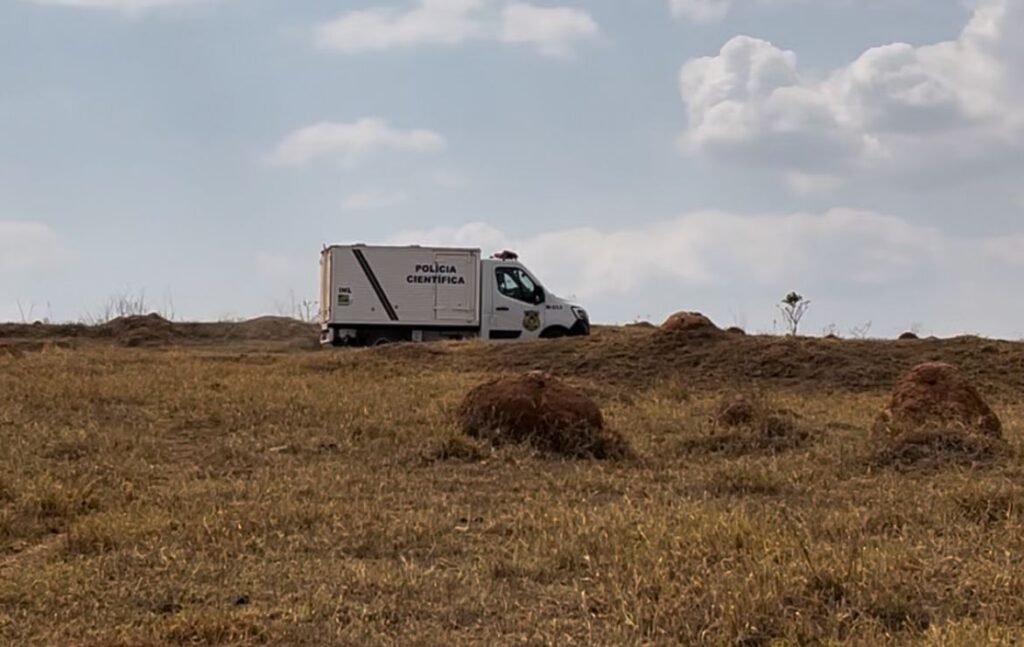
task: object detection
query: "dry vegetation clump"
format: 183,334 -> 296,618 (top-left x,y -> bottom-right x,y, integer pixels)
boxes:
423,435 -> 491,463
457,371 -> 633,459
70,642 -> 169,647
681,392 -> 812,455
872,428 -> 1007,468
726,326 -> 747,335
953,482 -> 1024,525
899,331 -> 920,340
872,362 -> 1006,466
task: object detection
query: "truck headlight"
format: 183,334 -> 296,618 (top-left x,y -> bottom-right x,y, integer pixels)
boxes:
571,306 -> 588,322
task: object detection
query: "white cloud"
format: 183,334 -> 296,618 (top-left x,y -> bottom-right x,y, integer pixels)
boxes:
314,0 -> 484,52
678,0 -> 1024,185
315,0 -> 598,58
342,189 -> 409,211
669,0 -> 731,23
386,209 -> 1024,335
665,0 -> 887,24
30,0 -> 209,13
498,4 -> 599,59
0,221 -> 63,274
388,209 -> 946,297
268,118 -> 446,166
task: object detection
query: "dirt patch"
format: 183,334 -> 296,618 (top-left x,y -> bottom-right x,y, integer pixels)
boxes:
233,316 -> 318,341
681,393 -> 811,455
457,372 -> 632,459
660,311 -> 719,334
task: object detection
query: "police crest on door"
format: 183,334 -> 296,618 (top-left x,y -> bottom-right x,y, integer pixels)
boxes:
523,311 -> 540,332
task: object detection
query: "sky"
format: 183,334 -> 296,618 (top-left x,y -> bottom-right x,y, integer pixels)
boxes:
1,0 -> 1023,337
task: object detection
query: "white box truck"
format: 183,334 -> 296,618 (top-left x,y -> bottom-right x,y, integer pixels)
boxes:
319,245 -> 590,346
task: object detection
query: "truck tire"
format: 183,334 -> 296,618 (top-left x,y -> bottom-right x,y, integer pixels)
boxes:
361,329 -> 407,346
540,326 -> 570,339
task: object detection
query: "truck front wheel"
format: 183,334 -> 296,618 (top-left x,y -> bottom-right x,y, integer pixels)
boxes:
540,326 -> 570,339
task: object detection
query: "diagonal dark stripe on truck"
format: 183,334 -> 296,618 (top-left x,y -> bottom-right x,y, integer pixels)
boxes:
352,249 -> 400,321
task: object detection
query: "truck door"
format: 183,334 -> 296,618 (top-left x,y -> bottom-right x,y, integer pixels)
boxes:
434,251 -> 477,322
319,249 -> 332,325
489,265 -> 545,340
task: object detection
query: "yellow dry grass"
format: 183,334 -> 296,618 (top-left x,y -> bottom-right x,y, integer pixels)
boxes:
1,341 -> 1024,646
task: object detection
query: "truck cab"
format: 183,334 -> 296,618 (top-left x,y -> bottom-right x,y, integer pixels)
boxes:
480,255 -> 590,341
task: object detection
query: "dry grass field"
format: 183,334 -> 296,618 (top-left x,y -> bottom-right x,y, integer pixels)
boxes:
3,319 -> 1024,646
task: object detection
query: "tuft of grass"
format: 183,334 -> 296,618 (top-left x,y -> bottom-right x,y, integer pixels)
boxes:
423,435 -> 491,464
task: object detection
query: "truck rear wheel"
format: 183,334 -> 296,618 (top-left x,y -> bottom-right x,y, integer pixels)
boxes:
360,329 -> 407,346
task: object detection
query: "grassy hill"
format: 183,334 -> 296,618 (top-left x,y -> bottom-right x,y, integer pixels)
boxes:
1,321 -> 1023,645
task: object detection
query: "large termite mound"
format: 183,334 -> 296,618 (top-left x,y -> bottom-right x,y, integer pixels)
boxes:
873,362 -> 1004,465
874,363 -> 1001,438
660,312 -> 720,334
458,371 -> 632,459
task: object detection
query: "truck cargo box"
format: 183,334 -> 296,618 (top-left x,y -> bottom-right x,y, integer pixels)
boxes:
321,245 -> 480,328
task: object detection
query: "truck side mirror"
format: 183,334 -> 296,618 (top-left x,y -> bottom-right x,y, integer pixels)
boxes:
534,288 -> 545,305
